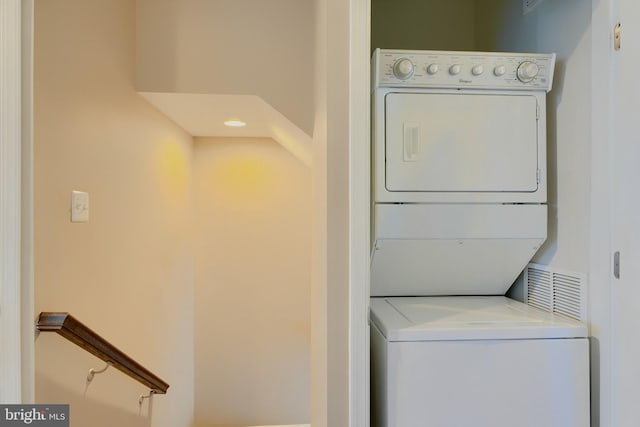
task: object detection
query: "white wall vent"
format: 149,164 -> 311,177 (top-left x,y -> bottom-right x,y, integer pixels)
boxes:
524,263 -> 587,321
523,0 -> 545,15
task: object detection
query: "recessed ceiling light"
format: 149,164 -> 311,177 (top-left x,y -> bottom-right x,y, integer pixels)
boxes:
224,120 -> 247,127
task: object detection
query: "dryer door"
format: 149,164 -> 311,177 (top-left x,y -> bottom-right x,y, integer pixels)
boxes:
385,92 -> 539,193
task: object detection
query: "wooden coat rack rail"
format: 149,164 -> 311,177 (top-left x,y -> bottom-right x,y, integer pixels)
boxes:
37,312 -> 169,394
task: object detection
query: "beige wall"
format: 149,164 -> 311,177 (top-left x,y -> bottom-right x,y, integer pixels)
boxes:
192,138 -> 311,426
34,1 -> 194,426
136,0 -> 315,136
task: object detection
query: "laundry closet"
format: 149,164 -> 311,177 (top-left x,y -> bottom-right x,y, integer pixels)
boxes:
369,1 -> 594,426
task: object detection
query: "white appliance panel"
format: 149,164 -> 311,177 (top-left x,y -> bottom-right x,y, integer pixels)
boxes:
374,203 -> 547,239
370,204 -> 547,296
372,49 -> 556,91
369,296 -> 588,341
371,238 -> 544,296
371,325 -> 590,427
385,93 -> 539,193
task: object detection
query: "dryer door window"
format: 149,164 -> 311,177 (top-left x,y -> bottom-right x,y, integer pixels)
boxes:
385,93 -> 539,193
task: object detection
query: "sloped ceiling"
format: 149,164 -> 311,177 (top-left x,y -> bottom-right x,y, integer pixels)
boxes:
140,92 -> 312,166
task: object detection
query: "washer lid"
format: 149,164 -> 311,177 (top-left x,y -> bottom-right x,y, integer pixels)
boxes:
370,296 -> 588,342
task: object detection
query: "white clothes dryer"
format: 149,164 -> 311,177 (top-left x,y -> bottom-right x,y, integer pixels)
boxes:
371,49 -> 555,297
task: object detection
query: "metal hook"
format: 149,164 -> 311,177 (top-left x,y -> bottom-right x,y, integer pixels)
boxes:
87,361 -> 112,384
138,390 -> 156,406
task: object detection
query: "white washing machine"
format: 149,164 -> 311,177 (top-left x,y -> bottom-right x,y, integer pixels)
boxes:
369,49 -> 590,427
371,297 -> 590,427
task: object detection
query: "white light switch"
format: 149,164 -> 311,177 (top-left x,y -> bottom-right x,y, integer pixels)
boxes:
71,191 -> 89,223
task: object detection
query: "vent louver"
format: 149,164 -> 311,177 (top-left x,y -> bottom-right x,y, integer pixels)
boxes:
524,263 -> 587,321
523,0 -> 545,15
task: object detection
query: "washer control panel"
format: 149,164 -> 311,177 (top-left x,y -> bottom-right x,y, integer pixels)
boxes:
373,49 -> 556,92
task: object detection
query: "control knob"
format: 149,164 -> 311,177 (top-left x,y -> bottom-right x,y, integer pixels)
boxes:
471,65 -> 484,76
393,58 -> 415,80
426,64 -> 439,75
517,61 -> 540,82
493,65 -> 506,76
449,64 -> 461,75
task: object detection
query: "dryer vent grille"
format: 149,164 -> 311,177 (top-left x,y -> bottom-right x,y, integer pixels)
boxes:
524,263 -> 587,321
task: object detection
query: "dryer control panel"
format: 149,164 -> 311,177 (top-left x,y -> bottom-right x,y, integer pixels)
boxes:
373,49 -> 556,92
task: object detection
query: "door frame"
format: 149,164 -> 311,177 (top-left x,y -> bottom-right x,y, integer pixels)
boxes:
0,0 -> 25,403
0,0 -> 34,404
348,0 -> 371,425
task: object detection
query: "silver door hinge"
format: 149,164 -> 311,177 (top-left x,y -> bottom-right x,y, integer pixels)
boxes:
614,251 -> 621,279
614,23 -> 621,51
536,169 -> 540,184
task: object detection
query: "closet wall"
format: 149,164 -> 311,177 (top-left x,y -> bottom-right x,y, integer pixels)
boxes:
371,0 -> 476,52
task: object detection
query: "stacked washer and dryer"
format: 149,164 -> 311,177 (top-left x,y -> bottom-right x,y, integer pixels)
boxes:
369,49 -> 590,427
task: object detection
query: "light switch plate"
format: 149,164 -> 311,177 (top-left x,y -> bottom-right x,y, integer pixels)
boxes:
71,191 -> 89,222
